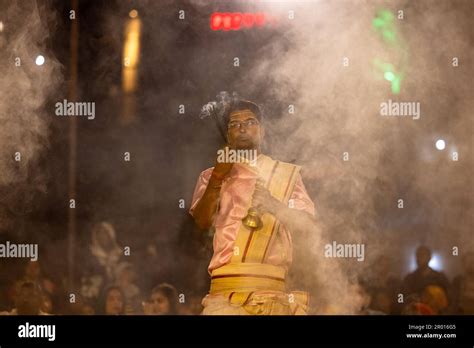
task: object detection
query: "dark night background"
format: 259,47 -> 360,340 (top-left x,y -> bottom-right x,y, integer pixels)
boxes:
0,0 -> 472,314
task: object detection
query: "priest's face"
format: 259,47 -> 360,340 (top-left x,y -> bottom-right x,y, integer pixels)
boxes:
226,109 -> 264,150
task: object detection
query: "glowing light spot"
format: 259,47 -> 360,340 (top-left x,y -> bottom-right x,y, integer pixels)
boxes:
231,13 -> 242,30
210,13 -> 222,30
129,10 -> 138,19
35,55 -> 45,66
255,13 -> 265,27
372,18 -> 384,28
409,252 -> 443,272
0,21 -> 4,32
436,139 -> 446,150
243,13 -> 255,28
391,76 -> 401,94
429,253 -> 443,271
210,12 -> 267,31
380,10 -> 394,22
384,71 -> 395,81
222,13 -> 232,31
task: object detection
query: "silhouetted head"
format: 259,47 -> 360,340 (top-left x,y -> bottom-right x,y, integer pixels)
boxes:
416,246 -> 432,269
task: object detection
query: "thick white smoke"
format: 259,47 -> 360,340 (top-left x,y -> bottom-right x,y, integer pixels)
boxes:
0,0 -> 63,227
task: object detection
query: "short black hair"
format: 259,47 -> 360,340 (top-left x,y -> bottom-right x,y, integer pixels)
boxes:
416,246 -> 432,257
226,100 -> 263,124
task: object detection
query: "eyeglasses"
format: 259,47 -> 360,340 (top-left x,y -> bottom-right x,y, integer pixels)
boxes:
228,119 -> 259,130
